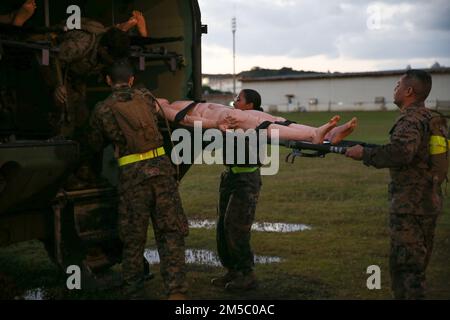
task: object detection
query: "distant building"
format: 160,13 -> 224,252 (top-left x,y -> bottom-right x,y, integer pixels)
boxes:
202,74 -> 242,94
240,68 -> 450,112
202,93 -> 234,106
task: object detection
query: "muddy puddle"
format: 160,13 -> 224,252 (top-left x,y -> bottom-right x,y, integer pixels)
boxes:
16,249 -> 281,300
22,288 -> 45,300
16,222 -> 303,299
189,219 -> 311,233
252,222 -> 311,232
144,248 -> 282,267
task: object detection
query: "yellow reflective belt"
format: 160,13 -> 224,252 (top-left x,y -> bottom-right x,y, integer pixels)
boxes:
429,135 -> 450,155
230,166 -> 259,174
118,147 -> 165,167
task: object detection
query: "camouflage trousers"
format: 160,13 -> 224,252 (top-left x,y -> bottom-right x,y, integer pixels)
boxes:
119,175 -> 188,298
389,214 -> 438,300
59,87 -> 101,185
217,169 -> 262,274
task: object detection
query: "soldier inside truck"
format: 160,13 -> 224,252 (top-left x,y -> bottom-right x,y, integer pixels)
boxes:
1,1 -> 190,189
0,0 -> 199,293
0,0 -> 147,34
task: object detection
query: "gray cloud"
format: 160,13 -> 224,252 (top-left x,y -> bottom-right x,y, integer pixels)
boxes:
199,0 -> 450,63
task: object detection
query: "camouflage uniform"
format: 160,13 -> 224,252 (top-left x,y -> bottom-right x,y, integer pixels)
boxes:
54,20 -> 109,184
56,18 -> 108,138
89,86 -> 188,298
362,102 -> 442,299
217,168 -> 262,275
57,19 -> 108,78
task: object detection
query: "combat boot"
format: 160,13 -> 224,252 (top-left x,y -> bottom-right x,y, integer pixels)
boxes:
126,288 -> 147,300
143,258 -> 154,281
144,272 -> 154,281
225,271 -> 258,291
211,270 -> 241,288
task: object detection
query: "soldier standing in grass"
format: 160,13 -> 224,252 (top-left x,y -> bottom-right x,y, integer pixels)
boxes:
346,69 -> 446,299
88,60 -> 188,300
211,89 -> 263,291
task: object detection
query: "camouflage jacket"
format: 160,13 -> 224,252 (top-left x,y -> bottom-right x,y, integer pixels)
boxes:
88,86 -> 175,193
362,102 -> 441,215
57,19 -> 108,77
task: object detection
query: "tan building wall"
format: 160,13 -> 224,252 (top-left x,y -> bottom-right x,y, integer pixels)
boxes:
241,71 -> 450,112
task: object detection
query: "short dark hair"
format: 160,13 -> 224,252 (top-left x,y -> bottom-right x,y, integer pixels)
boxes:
404,69 -> 432,101
242,89 -> 262,111
106,59 -> 135,84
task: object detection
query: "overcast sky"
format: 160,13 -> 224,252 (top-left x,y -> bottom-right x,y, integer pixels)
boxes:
198,0 -> 450,74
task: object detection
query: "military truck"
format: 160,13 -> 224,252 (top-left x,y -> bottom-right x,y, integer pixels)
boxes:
0,0 -> 205,287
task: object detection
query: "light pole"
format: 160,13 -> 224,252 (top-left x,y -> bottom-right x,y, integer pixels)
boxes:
232,17 -> 237,96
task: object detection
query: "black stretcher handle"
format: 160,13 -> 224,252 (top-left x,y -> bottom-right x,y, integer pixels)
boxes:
130,36 -> 184,46
0,22 -> 63,35
331,140 -> 380,149
0,39 -> 59,52
278,139 -> 380,155
285,140 -> 347,154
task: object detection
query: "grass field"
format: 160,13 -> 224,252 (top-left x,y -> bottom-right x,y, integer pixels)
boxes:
0,110 -> 449,300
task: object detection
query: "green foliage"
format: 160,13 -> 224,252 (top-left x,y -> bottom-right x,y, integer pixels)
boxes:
202,85 -> 231,95
240,67 -> 321,78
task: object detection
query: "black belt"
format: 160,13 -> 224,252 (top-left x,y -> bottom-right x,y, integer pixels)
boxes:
255,121 -> 273,131
174,102 -> 198,125
274,120 -> 297,126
